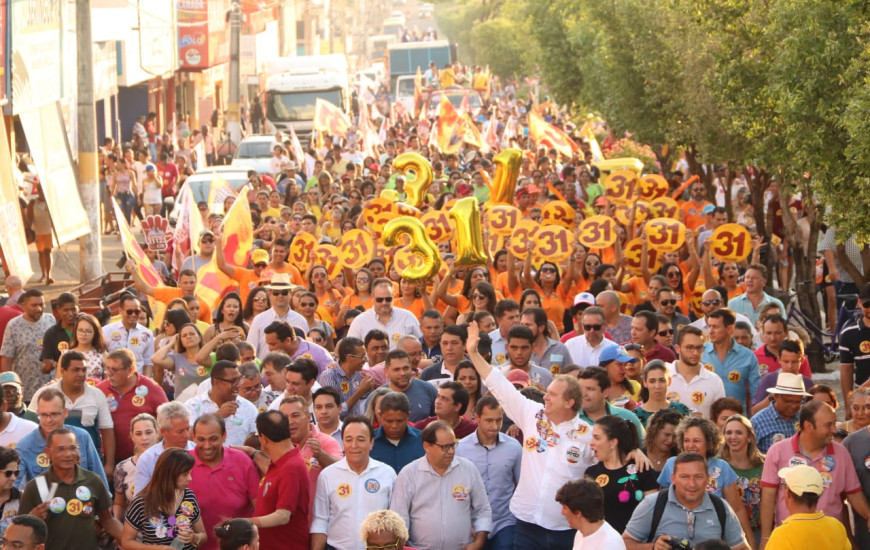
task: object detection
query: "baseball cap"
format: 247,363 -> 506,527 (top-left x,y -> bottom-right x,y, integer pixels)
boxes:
251,249 -> 269,265
598,345 -> 637,364
506,369 -> 531,388
526,184 -> 541,194
0,372 -> 22,389
145,163 -> 156,172
594,196 -> 607,206
573,292 -> 595,307
777,464 -> 823,496
198,230 -> 215,240
457,183 -> 472,195
702,204 -> 716,214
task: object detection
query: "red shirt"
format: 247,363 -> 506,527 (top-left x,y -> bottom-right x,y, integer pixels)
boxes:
255,446 -> 310,549
754,345 -> 812,378
96,374 -> 168,461
189,447 -> 260,550
645,343 -> 677,363
0,304 -> 22,345
158,162 -> 179,196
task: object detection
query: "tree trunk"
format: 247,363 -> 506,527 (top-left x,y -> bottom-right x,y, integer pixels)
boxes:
778,179 -> 825,371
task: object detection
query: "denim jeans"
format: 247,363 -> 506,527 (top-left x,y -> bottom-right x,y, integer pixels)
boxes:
512,520 -> 575,550
486,524 -> 516,550
114,191 -> 135,225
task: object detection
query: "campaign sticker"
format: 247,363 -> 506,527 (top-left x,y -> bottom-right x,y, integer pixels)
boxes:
365,478 -> 380,493
107,396 -> 119,412
132,396 -> 145,407
337,483 -> 352,498
49,497 -> 66,514
595,474 -> 609,487
728,371 -> 741,383
524,437 -> 537,451
788,456 -> 807,467
76,487 -> 91,501
340,381 -> 350,394
66,499 -> 83,516
129,337 -> 139,347
36,453 -> 50,468
565,446 -> 580,464
451,485 -> 468,501
196,366 -> 207,377
135,385 -> 149,398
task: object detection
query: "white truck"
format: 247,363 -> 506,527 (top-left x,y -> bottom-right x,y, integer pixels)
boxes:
264,54 -> 350,139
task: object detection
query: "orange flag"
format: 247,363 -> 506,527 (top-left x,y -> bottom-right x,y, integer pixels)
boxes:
313,98 -> 351,137
528,111 -> 579,158
460,114 -> 483,149
112,198 -> 167,326
579,119 -> 604,162
414,67 -> 423,118
207,175 -> 237,215
436,94 -> 463,154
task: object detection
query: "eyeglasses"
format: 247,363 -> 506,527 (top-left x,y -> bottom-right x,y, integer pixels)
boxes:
125,309 -> 142,316
658,329 -> 675,336
356,277 -> 370,283
348,353 -> 368,360
37,412 -> 63,419
106,365 -> 129,375
216,377 -> 242,387
701,299 -> 722,306
583,324 -> 602,331
432,441 -> 458,452
271,290 -> 290,296
1,470 -> 19,478
374,296 -> 393,303
681,344 -> 704,352
52,445 -> 79,454
540,267 -> 557,274
366,540 -> 401,550
659,299 -> 677,306
292,216 -> 303,222
311,337 -> 324,343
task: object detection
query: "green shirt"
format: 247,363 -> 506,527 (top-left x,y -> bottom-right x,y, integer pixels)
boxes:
21,465 -> 111,550
579,401 -> 646,445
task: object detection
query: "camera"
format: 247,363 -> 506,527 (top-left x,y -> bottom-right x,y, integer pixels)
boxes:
666,539 -> 691,550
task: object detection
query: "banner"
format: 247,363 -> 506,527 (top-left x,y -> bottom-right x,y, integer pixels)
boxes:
289,125 -> 307,177
313,98 -> 351,137
436,94 -> 463,154
207,175 -> 237,215
528,111 -> 579,158
19,103 -> 90,244
460,114 -> 483,149
0,121 -> 32,281
10,0 -> 63,114
579,119 -> 604,162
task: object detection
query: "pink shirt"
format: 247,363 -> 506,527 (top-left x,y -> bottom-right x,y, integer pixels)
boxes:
188,447 -> 260,550
298,425 -> 343,522
761,434 -> 861,525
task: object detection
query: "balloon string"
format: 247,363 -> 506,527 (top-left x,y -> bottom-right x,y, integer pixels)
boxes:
546,183 -> 567,203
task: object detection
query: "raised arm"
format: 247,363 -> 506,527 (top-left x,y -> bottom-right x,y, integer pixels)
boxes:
125,260 -> 156,297
521,250 -> 535,289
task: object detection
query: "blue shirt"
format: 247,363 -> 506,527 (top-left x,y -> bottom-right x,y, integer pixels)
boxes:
456,430 -> 522,538
16,425 -> 108,490
702,339 -> 760,413
383,379 -> 436,423
728,292 -> 785,325
657,456 -> 737,498
317,365 -> 368,419
750,402 -> 799,453
371,425 -> 424,473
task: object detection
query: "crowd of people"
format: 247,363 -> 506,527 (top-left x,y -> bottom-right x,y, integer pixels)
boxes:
1,69 -> 868,550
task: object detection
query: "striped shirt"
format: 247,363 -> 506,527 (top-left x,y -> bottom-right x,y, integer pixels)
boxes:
316,366 -> 369,418
124,488 -> 201,549
750,403 -> 799,453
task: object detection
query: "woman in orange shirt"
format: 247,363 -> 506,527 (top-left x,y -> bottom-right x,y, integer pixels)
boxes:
432,265 -> 490,324
397,279 -> 432,320
457,281 -> 497,324
337,268 -> 374,328
641,229 -> 701,317
701,245 -> 745,300
521,252 -> 572,333
307,264 -> 343,328
563,248 -> 600,297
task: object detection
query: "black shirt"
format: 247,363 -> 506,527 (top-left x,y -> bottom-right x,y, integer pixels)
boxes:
585,460 -> 659,533
40,324 -> 72,363
839,317 -> 870,385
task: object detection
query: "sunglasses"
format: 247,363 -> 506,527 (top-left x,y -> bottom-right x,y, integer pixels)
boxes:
540,267 -> 557,274
702,299 -> 722,306
666,272 -> 681,278
583,324 -> 602,331
125,309 -> 142,316
375,296 -> 393,303
300,302 -> 317,307
659,329 -> 675,336
271,290 -> 290,296
659,299 -> 677,306
472,294 -> 486,300
1,470 -> 19,478
201,238 -> 215,244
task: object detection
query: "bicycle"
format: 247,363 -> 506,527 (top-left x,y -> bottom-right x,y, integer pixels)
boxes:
786,284 -> 860,363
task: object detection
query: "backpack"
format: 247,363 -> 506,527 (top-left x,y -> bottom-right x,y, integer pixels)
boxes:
645,489 -> 727,543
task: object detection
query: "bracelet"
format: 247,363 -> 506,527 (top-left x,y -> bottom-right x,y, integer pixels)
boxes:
251,450 -> 265,461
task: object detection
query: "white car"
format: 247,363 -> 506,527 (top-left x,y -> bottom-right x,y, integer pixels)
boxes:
231,135 -> 279,175
169,166 -> 252,223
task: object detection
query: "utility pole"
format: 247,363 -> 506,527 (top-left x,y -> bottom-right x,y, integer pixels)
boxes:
76,0 -> 102,282
226,2 -> 242,145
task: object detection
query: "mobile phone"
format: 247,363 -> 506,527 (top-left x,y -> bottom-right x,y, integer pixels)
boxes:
170,539 -> 184,549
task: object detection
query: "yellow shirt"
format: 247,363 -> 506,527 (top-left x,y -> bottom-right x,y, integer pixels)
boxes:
766,512 -> 849,550
439,68 -> 455,88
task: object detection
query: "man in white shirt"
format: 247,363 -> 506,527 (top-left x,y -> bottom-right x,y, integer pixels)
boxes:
347,279 -> 422,348
247,273 -> 309,359
185,361 -> 258,446
556,479 -> 626,550
102,293 -> 155,376
667,326 -> 726,418
0,395 -> 36,448
466,321 -> 594,550
565,307 -> 615,368
310,416 -> 396,550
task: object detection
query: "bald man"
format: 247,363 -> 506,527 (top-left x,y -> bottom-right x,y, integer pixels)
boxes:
4,276 -> 23,307
595,291 -> 632,345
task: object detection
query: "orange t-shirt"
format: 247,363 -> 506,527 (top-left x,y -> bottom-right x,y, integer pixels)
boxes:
623,277 -> 649,306
590,247 -> 617,266
436,279 -> 464,314
568,276 -> 592,300
342,293 -> 373,311
672,280 -> 694,317
267,263 -> 306,286
533,283 -> 569,332
398,297 -> 426,320
233,267 -> 269,304
315,290 -> 342,328
494,271 -> 523,303
680,200 -> 712,230
154,287 -> 212,323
